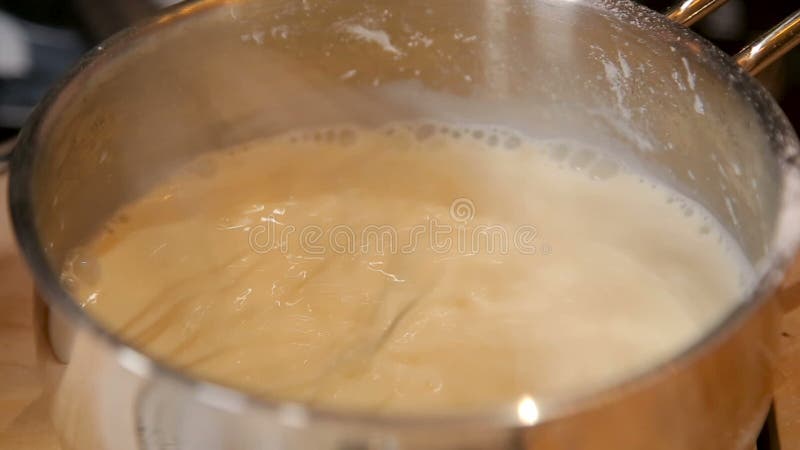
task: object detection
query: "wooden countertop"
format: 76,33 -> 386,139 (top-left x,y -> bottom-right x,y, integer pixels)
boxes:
0,174 -> 62,449
0,172 -> 799,450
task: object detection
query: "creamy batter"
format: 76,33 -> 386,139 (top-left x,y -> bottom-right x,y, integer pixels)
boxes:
61,123 -> 752,413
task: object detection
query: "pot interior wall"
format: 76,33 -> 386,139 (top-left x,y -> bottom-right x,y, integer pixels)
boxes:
29,0 -> 785,290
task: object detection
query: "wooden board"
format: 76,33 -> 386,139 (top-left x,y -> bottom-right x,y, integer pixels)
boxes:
0,174 -> 62,450
0,172 -> 798,449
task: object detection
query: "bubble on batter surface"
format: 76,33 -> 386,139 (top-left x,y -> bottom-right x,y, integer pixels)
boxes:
188,158 -> 218,178
415,123 -> 437,141
339,128 -> 358,146
569,150 -> 597,171
548,143 -> 570,162
588,159 -> 620,180
503,135 -> 522,150
325,129 -> 337,142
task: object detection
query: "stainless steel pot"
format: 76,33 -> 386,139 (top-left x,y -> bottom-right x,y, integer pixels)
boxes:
6,0 -> 800,449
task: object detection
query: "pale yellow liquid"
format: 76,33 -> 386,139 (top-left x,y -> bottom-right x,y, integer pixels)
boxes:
62,123 -> 751,413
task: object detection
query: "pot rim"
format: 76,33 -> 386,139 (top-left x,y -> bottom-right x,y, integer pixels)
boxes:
8,0 -> 800,430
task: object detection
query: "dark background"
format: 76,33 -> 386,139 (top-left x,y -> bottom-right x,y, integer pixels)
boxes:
0,0 -> 798,142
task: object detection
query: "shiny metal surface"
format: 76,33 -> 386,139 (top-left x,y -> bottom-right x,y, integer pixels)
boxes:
666,0 -> 729,27
7,0 -> 800,449
666,0 -> 800,76
735,10 -> 800,76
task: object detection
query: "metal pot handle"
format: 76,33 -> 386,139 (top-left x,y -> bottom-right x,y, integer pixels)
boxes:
667,0 -> 800,75
668,0 -> 800,310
